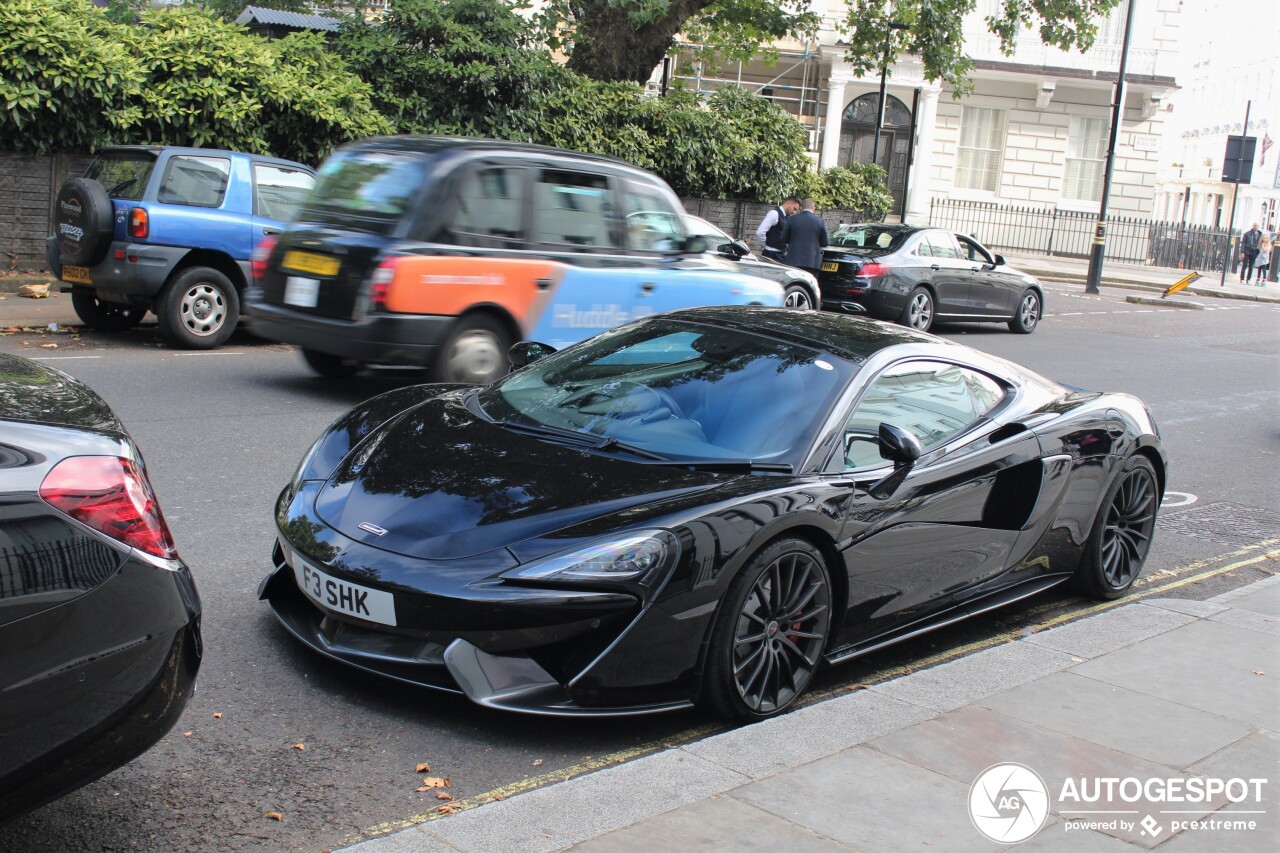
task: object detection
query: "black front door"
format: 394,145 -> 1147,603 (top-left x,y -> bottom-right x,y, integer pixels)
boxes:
838,93 -> 913,216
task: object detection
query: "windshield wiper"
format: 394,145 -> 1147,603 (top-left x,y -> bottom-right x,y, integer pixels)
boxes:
671,460 -> 794,473
495,420 -> 669,460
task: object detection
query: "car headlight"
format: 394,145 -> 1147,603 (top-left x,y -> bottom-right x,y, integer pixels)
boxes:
503,530 -> 680,585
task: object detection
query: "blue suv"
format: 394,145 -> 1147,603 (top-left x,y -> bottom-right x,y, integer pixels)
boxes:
47,146 -> 315,348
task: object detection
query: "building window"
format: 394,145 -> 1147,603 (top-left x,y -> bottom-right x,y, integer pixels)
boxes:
1064,116 -> 1107,202
956,106 -> 1005,192
1096,6 -> 1128,45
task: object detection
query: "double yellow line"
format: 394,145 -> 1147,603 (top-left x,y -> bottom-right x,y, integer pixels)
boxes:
356,539 -> 1279,842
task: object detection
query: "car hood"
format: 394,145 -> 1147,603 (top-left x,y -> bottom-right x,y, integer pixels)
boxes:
312,395 -> 728,561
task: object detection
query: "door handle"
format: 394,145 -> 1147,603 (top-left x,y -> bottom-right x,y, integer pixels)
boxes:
262,227 -> 282,235
640,282 -> 656,294
535,278 -> 553,290
930,264 -> 941,271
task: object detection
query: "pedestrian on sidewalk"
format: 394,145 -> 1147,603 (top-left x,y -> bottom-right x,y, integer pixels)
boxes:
780,198 -> 830,279
1254,230 -> 1273,285
755,197 -> 799,261
1240,223 -> 1262,282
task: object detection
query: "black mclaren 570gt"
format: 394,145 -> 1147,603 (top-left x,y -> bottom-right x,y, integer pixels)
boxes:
260,307 -> 1165,721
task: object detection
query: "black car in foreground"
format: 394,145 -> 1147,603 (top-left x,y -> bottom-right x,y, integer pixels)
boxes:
260,307 -> 1163,720
820,224 -> 1045,334
0,355 -> 201,819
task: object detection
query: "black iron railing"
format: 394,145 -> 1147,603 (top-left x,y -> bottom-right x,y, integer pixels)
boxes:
928,199 -> 1234,272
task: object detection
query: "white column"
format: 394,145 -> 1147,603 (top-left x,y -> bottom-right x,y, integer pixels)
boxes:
820,75 -> 851,170
904,85 -> 941,225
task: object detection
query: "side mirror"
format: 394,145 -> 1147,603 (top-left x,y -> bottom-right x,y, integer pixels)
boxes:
993,253 -> 1006,266
680,235 -> 709,255
867,423 -> 923,500
508,341 -> 557,369
727,239 -> 750,258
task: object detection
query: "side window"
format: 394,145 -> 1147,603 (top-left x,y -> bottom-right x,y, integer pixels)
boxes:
445,167 -> 527,249
254,164 -> 315,222
926,231 -> 961,259
914,237 -> 934,258
842,360 -> 1007,470
622,181 -> 686,252
531,170 -> 617,251
956,235 -> 993,264
157,156 -> 231,208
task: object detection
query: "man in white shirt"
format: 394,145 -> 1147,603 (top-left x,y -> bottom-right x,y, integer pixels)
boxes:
755,197 -> 800,260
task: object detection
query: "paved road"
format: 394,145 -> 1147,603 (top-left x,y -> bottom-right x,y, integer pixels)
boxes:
4,286 -> 1277,851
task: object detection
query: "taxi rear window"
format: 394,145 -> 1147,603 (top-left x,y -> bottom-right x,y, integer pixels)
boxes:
299,151 -> 427,235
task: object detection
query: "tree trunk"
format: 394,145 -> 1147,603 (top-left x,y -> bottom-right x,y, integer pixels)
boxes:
566,0 -> 713,84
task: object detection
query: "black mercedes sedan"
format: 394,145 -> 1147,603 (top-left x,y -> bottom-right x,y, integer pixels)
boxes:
819,224 -> 1045,334
0,355 -> 201,818
260,307 -> 1163,721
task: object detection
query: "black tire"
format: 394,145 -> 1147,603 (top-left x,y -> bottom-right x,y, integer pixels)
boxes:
430,314 -> 512,385
1073,454 -> 1160,600
701,538 -> 833,721
301,348 -> 363,379
1008,289 -> 1041,334
54,178 -> 114,267
70,286 -> 147,332
899,286 -> 934,332
158,267 -> 239,350
783,283 -> 814,310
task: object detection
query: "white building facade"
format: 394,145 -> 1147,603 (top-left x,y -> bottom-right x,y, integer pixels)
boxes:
670,0 -> 1181,227
1152,4 -> 1278,236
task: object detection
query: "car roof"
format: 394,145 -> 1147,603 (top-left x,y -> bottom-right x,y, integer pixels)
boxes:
663,306 -> 955,362
97,145 -> 312,171
340,135 -> 636,171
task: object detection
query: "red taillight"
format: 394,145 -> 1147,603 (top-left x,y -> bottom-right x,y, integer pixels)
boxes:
856,262 -> 890,278
128,207 -> 149,239
251,235 -> 277,282
40,456 -> 178,561
370,258 -> 398,310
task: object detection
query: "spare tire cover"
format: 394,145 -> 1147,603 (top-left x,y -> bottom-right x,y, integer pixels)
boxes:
55,177 -> 115,266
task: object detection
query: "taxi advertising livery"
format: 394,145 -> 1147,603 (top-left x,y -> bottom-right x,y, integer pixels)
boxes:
246,136 -> 786,384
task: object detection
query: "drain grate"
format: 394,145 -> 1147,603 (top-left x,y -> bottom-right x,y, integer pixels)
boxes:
1157,501 -> 1280,548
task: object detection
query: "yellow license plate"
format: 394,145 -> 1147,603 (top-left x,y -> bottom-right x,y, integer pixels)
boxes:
821,261 -> 839,272
281,250 -> 340,277
62,264 -> 91,284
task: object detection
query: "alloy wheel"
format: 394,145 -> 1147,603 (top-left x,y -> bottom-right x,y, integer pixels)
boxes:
180,283 -> 226,337
731,550 -> 830,714
907,292 -> 932,329
1019,293 -> 1040,329
1100,466 -> 1157,588
445,329 -> 504,384
784,286 -> 813,310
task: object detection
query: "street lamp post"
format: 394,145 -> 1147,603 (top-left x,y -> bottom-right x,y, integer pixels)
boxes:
871,22 -> 910,170
1084,0 -> 1137,295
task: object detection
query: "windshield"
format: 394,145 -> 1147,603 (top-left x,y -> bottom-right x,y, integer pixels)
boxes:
298,150 -> 427,235
85,152 -> 156,201
476,318 -> 853,463
829,225 -> 910,255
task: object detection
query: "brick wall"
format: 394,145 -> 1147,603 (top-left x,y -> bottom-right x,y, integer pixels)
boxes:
1,152 -> 94,270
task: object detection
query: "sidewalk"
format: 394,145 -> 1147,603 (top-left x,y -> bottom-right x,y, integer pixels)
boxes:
345,575 -> 1279,853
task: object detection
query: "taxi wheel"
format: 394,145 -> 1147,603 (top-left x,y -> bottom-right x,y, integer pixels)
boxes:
784,284 -> 814,310
302,349 -> 363,379
432,315 -> 511,385
158,267 -> 239,350
70,286 -> 147,332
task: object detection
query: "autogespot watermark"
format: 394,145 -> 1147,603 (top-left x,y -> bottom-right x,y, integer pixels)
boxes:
968,765 -> 1269,843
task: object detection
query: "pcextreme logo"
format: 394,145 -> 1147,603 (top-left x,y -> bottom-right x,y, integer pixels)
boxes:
969,764 -> 1269,843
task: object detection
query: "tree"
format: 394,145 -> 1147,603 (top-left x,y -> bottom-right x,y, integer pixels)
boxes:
533,0 -> 1122,89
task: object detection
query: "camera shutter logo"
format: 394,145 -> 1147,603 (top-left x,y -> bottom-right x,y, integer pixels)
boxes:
969,763 -> 1050,843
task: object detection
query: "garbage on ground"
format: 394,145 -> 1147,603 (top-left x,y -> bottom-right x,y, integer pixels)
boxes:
17,283 -> 50,298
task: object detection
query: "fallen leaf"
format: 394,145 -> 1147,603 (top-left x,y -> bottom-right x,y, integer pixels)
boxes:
418,777 -> 451,789
263,812 -> 283,821
40,343 -> 57,348
435,791 -> 454,801
415,761 -> 431,773
845,684 -> 867,691
183,731 -> 192,737
1253,670 -> 1265,676
1071,657 -> 1085,663
293,743 -> 306,751
212,712 -> 223,719
532,759 -> 543,767
436,804 -> 461,815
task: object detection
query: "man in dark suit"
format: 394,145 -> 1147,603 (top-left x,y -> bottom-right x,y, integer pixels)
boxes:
780,198 -> 829,278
